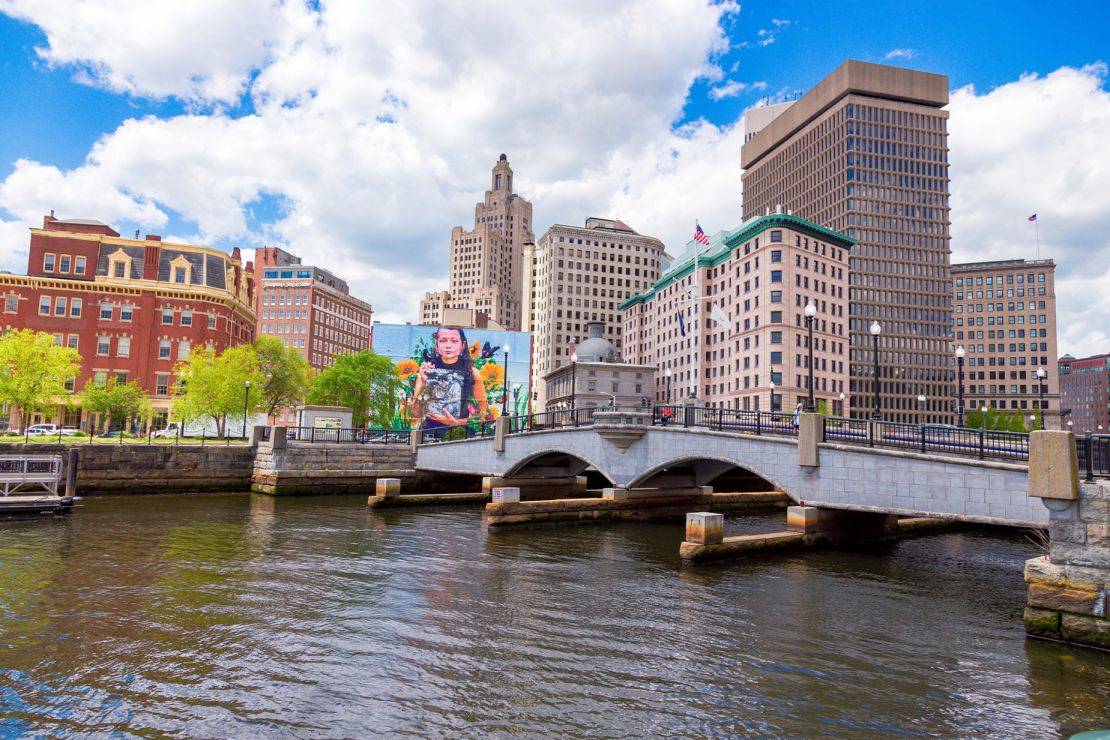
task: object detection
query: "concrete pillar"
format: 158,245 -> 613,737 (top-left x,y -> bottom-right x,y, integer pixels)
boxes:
798,412 -> 822,467
271,426 -> 288,451
482,476 -> 586,498
686,512 -> 724,545
375,478 -> 401,498
494,415 -> 508,453
410,428 -> 422,454
602,487 -> 629,500
250,425 -> 267,447
492,487 -> 520,504
1027,430 -> 1079,503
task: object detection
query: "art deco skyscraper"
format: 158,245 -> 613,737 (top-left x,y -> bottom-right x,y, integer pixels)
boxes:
419,154 -> 534,330
741,60 -> 952,423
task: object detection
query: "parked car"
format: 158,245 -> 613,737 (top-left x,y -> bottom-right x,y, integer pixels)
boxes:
97,430 -> 130,438
58,428 -> 80,436
26,424 -> 59,436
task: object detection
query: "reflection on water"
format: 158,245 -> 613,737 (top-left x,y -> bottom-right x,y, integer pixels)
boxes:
1,493 -> 1108,736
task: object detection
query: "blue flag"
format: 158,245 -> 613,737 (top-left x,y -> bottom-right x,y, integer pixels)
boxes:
677,311 -> 686,337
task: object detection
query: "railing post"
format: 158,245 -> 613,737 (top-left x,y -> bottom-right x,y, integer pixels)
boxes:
868,420 -> 874,448
978,429 -> 986,460
755,412 -> 761,436
1085,434 -> 1095,482
920,425 -> 927,453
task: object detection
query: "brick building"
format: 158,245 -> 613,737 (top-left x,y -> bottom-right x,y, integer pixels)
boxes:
621,212 -> 852,414
0,215 -> 256,431
951,259 -> 1059,423
252,246 -> 373,370
1058,353 -> 1110,433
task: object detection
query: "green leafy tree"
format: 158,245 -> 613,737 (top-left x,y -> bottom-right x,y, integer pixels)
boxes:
254,336 -> 311,418
306,351 -> 398,428
0,329 -> 81,427
815,399 -> 831,416
173,345 -> 262,436
82,377 -> 153,431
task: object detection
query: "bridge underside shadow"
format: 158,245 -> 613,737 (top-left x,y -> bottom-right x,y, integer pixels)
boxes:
631,458 -> 777,494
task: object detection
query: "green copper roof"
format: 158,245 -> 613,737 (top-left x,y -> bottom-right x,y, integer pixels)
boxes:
620,213 -> 854,310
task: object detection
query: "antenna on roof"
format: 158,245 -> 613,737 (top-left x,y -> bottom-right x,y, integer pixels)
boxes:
134,229 -> 140,239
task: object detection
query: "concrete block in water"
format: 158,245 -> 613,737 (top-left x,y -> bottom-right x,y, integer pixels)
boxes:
492,487 -> 520,504
376,478 -> 401,497
686,512 -> 724,545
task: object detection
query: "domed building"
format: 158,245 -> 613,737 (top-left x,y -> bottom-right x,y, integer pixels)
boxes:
542,321 -> 656,411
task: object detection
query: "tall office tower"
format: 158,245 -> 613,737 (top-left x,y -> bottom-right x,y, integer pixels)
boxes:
419,154 -> 534,330
253,246 -> 373,373
951,259 -> 1059,424
524,218 -> 665,409
741,60 -> 952,424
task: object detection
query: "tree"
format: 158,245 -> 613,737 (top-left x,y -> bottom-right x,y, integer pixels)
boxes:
254,336 -> 311,418
815,399 -> 831,416
306,350 -> 398,428
82,377 -> 153,431
172,345 -> 262,436
0,329 -> 81,427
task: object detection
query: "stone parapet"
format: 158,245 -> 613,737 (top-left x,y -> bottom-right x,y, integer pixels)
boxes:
252,441 -> 419,496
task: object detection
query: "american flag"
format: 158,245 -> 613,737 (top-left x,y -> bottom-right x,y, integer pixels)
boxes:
694,222 -> 710,246
1028,213 -> 1037,222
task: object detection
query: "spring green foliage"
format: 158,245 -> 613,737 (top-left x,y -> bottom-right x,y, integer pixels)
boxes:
816,399 -> 831,416
172,345 -> 263,436
307,351 -> 398,428
965,406 -> 1037,432
0,329 -> 81,423
82,378 -> 153,431
254,336 -> 312,417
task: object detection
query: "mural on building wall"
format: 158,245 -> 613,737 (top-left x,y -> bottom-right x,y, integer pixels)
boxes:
373,324 -> 531,430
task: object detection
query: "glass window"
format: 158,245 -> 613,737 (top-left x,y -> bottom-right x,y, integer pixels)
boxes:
100,303 -> 113,320
97,336 -> 111,355
770,311 -> 783,323
114,262 -> 126,278
770,231 -> 783,243
117,336 -> 130,357
158,340 -> 171,360
208,312 -> 217,329
770,291 -> 782,303
4,294 -> 17,313
156,375 -> 169,396
770,331 -> 783,344
770,271 -> 783,283
177,340 -> 191,361
70,298 -> 82,317
120,304 -> 133,321
59,255 -> 71,273
181,309 -> 192,327
75,256 -> 86,274
38,296 -> 50,314
66,335 -> 78,350
93,371 -> 107,386
174,267 -> 187,283
54,297 -> 67,316
162,308 -> 174,325
43,253 -> 56,271
771,250 -> 783,263
770,351 -> 783,364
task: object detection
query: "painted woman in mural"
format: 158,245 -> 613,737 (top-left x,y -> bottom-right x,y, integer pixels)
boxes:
411,326 -> 488,430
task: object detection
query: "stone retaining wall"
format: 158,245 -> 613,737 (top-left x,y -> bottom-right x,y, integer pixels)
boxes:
0,443 -> 254,495
1024,480 -> 1110,650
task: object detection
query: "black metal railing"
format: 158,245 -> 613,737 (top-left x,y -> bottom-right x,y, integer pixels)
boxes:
506,407 -> 599,434
1078,434 -> 1110,480
419,422 -> 497,444
285,427 -> 411,444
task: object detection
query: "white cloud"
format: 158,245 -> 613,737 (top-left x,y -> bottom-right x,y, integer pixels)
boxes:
885,48 -> 917,60
709,79 -> 767,100
949,63 -> 1110,358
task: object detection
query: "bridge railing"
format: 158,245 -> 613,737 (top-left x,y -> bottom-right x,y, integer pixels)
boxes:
1078,434 -> 1110,480
506,407 -> 598,434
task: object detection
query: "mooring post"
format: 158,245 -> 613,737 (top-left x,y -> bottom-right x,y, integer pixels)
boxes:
65,447 -> 79,498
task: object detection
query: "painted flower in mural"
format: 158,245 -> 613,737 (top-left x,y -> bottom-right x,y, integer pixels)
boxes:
395,359 -> 419,380
469,342 -> 482,359
480,362 -> 505,388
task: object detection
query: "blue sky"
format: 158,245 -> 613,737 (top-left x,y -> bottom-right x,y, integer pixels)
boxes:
0,1 -> 1108,354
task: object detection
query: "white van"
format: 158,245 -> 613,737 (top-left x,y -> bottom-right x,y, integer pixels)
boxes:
26,424 -> 59,436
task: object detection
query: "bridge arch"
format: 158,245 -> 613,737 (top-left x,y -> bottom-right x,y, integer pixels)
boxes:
503,447 -> 615,485
626,454 -> 793,500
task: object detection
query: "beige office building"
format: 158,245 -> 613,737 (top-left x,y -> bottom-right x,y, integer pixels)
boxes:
621,213 -> 852,414
741,60 -> 952,423
419,154 -> 534,330
524,218 -> 665,409
951,259 -> 1059,422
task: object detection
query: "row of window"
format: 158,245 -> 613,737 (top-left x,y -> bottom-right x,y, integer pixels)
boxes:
955,272 -> 1047,287
41,253 -> 88,275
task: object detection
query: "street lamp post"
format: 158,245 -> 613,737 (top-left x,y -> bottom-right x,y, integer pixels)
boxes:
501,345 -> 510,418
838,391 -> 845,417
512,383 -> 521,416
769,380 -> 777,413
1035,367 -> 1047,429
804,302 -> 817,412
242,380 -> 251,440
664,367 -> 672,404
570,352 -> 578,410
955,345 -> 966,427
870,321 -> 882,420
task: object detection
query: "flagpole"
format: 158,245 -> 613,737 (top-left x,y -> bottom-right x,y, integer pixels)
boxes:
1035,218 -> 1040,260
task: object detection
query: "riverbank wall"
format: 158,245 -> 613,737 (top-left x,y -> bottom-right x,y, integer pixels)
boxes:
0,443 -> 253,495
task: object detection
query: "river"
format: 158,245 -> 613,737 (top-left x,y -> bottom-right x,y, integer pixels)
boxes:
1,494 -> 1108,737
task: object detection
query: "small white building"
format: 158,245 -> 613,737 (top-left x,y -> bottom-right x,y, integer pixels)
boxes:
543,321 -> 656,410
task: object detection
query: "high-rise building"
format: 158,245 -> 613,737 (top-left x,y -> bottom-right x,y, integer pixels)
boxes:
1058,353 -> 1110,433
741,60 -> 952,423
524,217 -> 665,409
253,246 -> 373,374
0,215 -> 256,431
419,154 -> 534,330
950,259 -> 1058,424
621,213 -> 852,414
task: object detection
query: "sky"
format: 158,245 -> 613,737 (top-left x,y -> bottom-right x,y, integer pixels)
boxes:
0,0 -> 1108,356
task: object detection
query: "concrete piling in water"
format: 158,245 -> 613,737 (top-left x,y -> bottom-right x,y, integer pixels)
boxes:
492,487 -> 520,504
685,512 -> 723,545
65,448 -> 79,498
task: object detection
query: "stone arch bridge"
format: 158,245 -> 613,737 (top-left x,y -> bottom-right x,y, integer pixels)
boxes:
414,411 -> 1043,527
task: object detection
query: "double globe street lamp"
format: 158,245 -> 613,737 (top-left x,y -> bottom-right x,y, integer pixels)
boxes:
955,345 -> 966,427
870,321 -> 882,420
1035,366 -> 1047,430
664,367 -> 673,404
